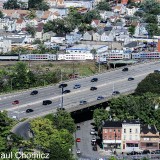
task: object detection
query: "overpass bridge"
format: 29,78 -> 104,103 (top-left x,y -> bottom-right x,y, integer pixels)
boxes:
0,61 -> 160,120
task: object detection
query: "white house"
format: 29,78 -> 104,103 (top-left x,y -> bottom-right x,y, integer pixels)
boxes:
122,120 -> 141,153
0,18 -> 16,32
126,7 -> 138,16
0,38 -> 11,53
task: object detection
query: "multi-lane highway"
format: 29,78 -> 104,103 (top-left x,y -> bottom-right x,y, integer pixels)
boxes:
0,61 -> 159,119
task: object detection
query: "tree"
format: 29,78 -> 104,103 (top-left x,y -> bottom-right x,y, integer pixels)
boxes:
128,25 -> 135,36
144,14 -> 158,24
53,110 -> 76,134
135,73 -> 160,95
38,1 -> 49,11
3,0 -> 20,9
146,23 -> 160,37
96,1 -> 111,11
108,156 -> 117,160
83,10 -> 101,24
93,108 -> 109,127
0,10 -> 4,18
28,0 -> 49,10
90,49 -> 97,61
28,10 -> 36,19
26,24 -> 36,37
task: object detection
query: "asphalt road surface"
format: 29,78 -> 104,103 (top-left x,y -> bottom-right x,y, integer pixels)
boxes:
0,61 -> 160,119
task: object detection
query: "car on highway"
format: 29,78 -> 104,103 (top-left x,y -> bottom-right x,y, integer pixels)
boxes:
76,149 -> 81,154
12,100 -> 19,105
112,91 -> 120,95
26,109 -> 34,113
90,87 -> 97,91
59,83 -> 67,88
91,78 -> 98,82
63,90 -> 71,94
73,84 -> 81,89
42,100 -> 52,105
97,96 -> 104,100
128,77 -> 134,81
80,100 -> 87,105
122,67 -> 128,71
30,90 -> 38,95
76,138 -> 81,142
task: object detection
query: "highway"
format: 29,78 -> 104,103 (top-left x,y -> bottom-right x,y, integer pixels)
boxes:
0,61 -> 159,119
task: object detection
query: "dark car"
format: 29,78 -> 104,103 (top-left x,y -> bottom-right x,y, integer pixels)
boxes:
80,100 -> 87,105
42,100 -> 52,105
59,83 -> 68,88
122,67 -> 128,71
30,90 -> 38,95
91,141 -> 96,146
74,84 -> 81,89
97,96 -> 104,100
90,87 -> 97,91
12,100 -> 19,105
92,146 -> 97,151
63,90 -> 71,94
57,107 -> 65,111
142,150 -> 150,154
112,91 -> 120,95
91,78 -> 98,82
127,151 -> 140,155
26,109 -> 34,113
153,150 -> 160,154
77,125 -> 80,130
128,77 -> 134,81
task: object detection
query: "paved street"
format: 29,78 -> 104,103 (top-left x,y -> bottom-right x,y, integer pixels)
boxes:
0,61 -> 160,119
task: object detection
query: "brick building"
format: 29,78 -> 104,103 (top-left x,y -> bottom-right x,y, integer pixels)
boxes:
102,121 -> 122,150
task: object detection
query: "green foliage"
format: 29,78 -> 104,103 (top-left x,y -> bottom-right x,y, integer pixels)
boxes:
96,1 -> 111,11
144,14 -> 158,24
28,10 -> 36,19
26,24 -> 36,38
135,73 -> 160,95
146,23 -> 160,37
28,0 -> 49,11
128,25 -> 135,36
108,156 -> 117,160
53,110 -> 76,133
93,108 -> 109,127
3,0 -> 20,9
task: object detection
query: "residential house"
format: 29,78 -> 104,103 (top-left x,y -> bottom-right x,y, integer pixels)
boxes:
122,120 -> 141,153
140,125 -> 159,151
114,21 -> 125,30
42,31 -> 56,41
65,32 -> 82,44
102,121 -> 122,151
0,18 -> 16,32
134,23 -> 148,38
126,7 -> 138,16
16,19 -> 26,32
93,31 -> 102,41
35,23 -> 44,39
0,38 -> 11,53
101,31 -> 114,42
91,19 -> 100,28
44,0 -> 56,7
113,4 -> 126,15
124,41 -> 145,51
83,31 -> 94,41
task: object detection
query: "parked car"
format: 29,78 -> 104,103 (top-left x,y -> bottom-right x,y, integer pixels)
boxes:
128,77 -> 134,81
26,109 -> 34,113
90,87 -> 97,91
154,150 -> 160,154
127,151 -> 140,155
92,146 -> 97,151
91,78 -> 98,82
122,67 -> 128,71
59,83 -> 67,88
80,100 -> 87,105
42,100 -> 52,105
76,138 -> 81,142
142,150 -> 150,154
76,149 -> 81,154
63,90 -> 71,94
30,90 -> 38,95
12,100 -> 19,105
97,96 -> 104,100
74,84 -> 81,89
112,91 -> 120,95
91,138 -> 96,142
91,141 -> 96,146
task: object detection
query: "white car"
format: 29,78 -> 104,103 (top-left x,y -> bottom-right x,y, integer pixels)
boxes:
91,138 -> 96,142
90,131 -> 95,135
76,149 -> 81,154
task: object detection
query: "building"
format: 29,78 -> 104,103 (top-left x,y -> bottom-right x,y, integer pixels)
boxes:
102,121 -> 122,151
0,38 -> 11,53
140,125 -> 159,151
122,120 -> 141,153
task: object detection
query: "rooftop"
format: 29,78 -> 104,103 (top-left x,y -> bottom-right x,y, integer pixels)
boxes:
103,121 -> 122,128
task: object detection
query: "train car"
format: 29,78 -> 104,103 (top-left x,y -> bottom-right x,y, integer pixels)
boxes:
132,52 -> 160,59
20,54 -> 57,61
0,54 -> 19,61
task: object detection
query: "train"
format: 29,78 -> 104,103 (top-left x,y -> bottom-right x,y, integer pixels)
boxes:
0,52 -> 160,61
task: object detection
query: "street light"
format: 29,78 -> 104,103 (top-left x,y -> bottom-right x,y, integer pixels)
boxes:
11,77 -> 16,90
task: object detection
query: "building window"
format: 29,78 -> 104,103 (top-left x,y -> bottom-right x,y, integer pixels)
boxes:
124,129 -> 126,133
104,129 -> 107,133
118,129 -> 120,132
130,135 -> 132,140
130,129 -> 132,133
135,128 -> 138,133
135,135 -> 138,140
109,129 -> 112,132
124,135 -> 126,140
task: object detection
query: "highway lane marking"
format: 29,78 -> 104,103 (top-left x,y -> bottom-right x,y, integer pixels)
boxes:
5,70 -> 151,112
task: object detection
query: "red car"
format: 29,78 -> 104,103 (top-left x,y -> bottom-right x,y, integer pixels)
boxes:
76,138 -> 81,142
12,100 -> 19,105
